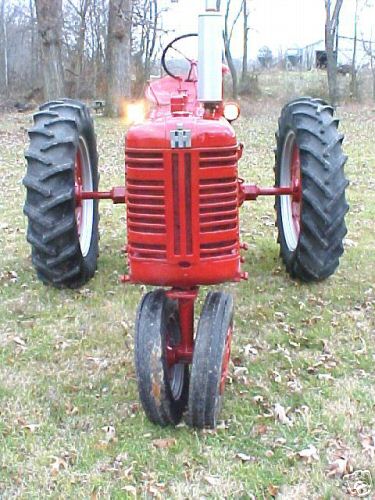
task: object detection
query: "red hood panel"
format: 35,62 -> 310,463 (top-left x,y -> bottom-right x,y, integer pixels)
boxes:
126,116 -> 236,150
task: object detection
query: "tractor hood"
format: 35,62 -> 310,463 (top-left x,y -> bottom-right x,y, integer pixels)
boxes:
126,115 -> 237,150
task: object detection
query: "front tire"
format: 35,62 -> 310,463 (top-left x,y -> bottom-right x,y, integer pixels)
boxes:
135,290 -> 189,426
275,97 -> 349,281
23,99 -> 99,288
187,292 -> 234,429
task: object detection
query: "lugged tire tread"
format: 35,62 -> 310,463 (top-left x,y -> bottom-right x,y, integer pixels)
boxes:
23,98 -> 99,288
275,97 -> 348,282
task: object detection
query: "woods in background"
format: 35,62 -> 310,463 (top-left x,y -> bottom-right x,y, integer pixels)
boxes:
0,0 -> 162,116
0,0 -> 374,113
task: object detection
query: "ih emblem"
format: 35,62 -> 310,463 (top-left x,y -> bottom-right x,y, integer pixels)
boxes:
170,123 -> 191,148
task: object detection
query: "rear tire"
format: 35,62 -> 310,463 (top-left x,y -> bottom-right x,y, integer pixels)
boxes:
23,99 -> 99,288
275,97 -> 349,281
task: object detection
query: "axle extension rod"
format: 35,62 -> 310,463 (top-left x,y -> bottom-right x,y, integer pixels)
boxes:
240,184 -> 298,202
77,186 -> 126,204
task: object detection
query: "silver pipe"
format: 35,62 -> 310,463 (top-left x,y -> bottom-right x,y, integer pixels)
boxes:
205,0 -> 218,12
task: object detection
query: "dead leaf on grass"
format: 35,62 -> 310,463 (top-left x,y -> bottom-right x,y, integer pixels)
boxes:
21,423 -> 39,433
13,336 -> 26,348
121,485 -> 137,496
50,456 -> 68,477
102,425 -> 116,444
317,373 -> 334,381
204,475 -> 220,486
359,429 -> 375,458
274,403 -> 292,426
236,452 -> 256,462
243,344 -> 258,357
297,444 -> 319,463
252,424 -> 268,436
152,438 -> 176,449
268,484 -> 279,497
327,455 -> 352,478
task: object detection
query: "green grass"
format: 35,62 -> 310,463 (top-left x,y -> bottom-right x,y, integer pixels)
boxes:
0,96 -> 374,498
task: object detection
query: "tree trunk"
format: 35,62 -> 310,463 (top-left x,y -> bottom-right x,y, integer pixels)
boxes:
241,0 -> 248,80
224,40 -> 238,99
223,0 -> 243,100
105,0 -> 131,117
35,0 -> 65,99
350,0 -> 358,99
325,0 -> 344,106
0,0 -> 8,95
74,0 -> 91,97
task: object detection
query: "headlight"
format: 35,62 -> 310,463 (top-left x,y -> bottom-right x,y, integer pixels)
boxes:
223,102 -> 240,122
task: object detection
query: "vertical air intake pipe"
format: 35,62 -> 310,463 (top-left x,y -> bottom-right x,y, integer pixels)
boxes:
198,2 -> 223,105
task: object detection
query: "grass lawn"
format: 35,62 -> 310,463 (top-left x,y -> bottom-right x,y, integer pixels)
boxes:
0,97 -> 374,498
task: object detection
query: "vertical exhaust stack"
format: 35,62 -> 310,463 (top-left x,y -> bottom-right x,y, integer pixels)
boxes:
198,1 -> 223,105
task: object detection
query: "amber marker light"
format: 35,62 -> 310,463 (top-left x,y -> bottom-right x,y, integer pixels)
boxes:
122,100 -> 146,125
223,102 -> 240,122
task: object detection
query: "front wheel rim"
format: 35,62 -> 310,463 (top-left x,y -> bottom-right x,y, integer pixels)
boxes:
75,137 -> 94,258
280,130 -> 302,252
219,325 -> 233,395
165,317 -> 185,401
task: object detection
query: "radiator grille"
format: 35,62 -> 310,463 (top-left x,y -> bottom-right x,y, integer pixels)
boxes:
126,146 -> 239,266
199,147 -> 239,259
126,151 -> 166,260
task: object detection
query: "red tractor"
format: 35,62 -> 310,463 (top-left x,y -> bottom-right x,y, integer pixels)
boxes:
23,4 -> 348,429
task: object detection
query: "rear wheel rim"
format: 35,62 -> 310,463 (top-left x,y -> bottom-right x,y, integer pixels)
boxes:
280,130 -> 302,251
75,137 -> 93,257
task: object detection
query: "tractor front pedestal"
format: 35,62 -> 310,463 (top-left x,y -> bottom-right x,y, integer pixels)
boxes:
165,288 -> 198,367
134,287 -> 234,429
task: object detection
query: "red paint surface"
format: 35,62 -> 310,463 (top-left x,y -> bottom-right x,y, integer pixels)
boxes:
290,142 -> 302,238
125,75 -> 243,287
74,150 -> 83,236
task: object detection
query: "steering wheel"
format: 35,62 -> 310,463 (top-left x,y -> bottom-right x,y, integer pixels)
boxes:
161,33 -> 198,81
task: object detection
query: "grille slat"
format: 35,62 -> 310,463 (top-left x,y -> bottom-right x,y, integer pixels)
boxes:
126,152 -> 163,169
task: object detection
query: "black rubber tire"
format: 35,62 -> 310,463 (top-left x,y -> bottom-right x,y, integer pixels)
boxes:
23,98 -> 99,288
187,291 -> 234,429
134,290 -> 189,426
275,97 -> 349,281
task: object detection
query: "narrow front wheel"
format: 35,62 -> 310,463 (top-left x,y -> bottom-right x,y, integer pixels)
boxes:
187,291 -> 234,429
134,290 -> 189,426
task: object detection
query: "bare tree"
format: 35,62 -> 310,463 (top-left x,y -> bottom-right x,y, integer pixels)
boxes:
217,0 -> 244,99
241,0 -> 249,80
349,0 -> 359,98
29,0 -> 38,90
325,0 -> 344,105
132,0 -> 160,96
35,0 -> 65,99
66,0 -> 91,97
363,38 -> 375,100
86,0 -> 108,95
0,0 -> 9,94
105,0 -> 131,116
